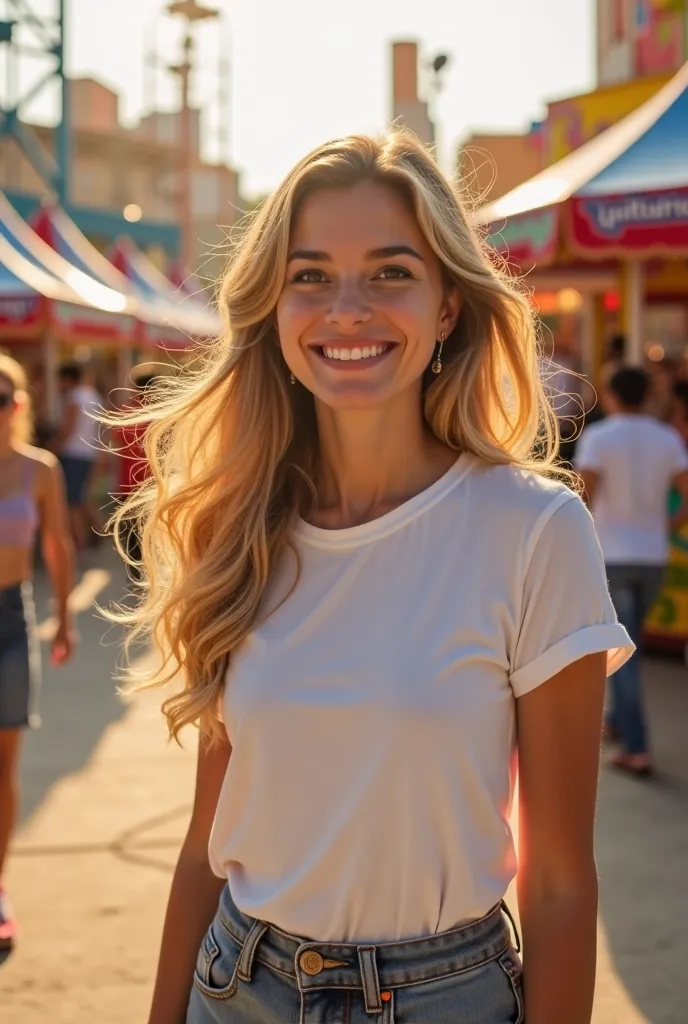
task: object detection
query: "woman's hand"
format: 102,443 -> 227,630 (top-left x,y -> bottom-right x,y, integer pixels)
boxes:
51,618 -> 76,665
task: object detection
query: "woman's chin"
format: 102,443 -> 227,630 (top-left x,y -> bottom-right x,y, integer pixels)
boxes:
309,379 -> 399,411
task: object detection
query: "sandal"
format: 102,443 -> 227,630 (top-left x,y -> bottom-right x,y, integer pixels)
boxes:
0,888 -> 17,949
609,752 -> 654,778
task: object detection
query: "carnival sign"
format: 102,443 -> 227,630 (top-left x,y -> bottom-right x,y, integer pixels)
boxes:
570,187 -> 688,256
0,293 -> 45,340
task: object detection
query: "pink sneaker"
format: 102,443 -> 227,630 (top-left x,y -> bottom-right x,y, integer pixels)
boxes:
0,888 -> 17,948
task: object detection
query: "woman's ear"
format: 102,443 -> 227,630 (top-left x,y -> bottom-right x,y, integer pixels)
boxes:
439,286 -> 462,339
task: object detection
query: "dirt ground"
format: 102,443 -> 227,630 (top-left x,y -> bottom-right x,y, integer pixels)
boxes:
1,546 -> 687,1022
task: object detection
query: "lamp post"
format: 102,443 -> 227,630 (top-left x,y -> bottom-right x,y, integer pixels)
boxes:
166,1 -> 219,270
427,53 -> 450,152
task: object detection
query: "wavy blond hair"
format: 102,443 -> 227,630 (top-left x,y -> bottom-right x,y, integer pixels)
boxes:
0,351 -> 33,445
106,128 -> 559,741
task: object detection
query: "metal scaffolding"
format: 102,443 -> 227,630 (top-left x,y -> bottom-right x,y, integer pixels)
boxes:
0,0 -> 69,204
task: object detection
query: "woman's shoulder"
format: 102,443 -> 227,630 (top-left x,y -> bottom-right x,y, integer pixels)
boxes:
461,455 -> 580,526
16,443 -> 58,476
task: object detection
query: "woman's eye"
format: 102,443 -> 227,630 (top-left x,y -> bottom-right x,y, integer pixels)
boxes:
292,269 -> 326,284
376,266 -> 413,280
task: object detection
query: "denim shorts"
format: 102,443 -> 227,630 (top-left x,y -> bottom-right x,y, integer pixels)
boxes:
186,885 -> 524,1024
0,582 -> 41,730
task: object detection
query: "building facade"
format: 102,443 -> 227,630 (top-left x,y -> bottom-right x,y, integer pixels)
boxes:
457,131 -> 542,205
0,76 -> 242,275
597,0 -> 687,87
455,1 -> 688,202
391,42 -> 435,146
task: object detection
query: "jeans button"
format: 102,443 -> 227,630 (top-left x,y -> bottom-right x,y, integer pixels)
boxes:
300,951 -> 324,976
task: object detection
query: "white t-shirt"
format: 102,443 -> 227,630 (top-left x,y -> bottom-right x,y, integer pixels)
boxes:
575,414 -> 688,565
209,455 -> 632,943
62,384 -> 101,460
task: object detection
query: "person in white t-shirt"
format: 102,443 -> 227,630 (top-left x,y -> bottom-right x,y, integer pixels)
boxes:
54,362 -> 102,550
576,367 -> 688,776
109,132 -> 631,1024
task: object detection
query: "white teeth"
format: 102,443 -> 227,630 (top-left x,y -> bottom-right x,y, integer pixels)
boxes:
321,344 -> 389,361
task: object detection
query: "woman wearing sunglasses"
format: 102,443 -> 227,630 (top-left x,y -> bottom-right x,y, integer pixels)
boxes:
0,352 -> 75,950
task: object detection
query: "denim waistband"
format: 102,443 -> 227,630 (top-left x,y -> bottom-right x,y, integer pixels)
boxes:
218,885 -> 514,1007
0,581 -> 30,605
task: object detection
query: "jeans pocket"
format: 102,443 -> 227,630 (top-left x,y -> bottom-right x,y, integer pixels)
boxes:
394,951 -> 524,1024
193,918 -> 241,1000
497,949 -> 524,1024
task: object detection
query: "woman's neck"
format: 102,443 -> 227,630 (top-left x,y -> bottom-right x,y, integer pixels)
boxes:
312,394 -> 457,528
0,433 -> 15,460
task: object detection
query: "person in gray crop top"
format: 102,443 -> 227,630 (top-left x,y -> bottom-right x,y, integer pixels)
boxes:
0,353 -> 76,952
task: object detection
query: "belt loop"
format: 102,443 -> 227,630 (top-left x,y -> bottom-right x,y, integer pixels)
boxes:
357,945 -> 382,1014
381,988 -> 395,1023
236,919 -> 268,982
500,900 -> 521,955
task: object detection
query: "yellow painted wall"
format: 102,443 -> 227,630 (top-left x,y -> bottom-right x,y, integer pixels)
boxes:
543,73 -> 673,165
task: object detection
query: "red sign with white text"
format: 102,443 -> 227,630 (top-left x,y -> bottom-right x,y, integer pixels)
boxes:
569,188 -> 688,257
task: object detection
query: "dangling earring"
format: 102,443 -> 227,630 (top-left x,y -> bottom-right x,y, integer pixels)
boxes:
289,372 -> 296,385
432,333 -> 446,375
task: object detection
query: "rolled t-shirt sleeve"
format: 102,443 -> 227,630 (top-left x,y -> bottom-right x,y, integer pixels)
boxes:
509,493 -> 634,698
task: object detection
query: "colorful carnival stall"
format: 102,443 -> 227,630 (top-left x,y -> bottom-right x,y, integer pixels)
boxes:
0,191 -> 135,421
474,60 -> 688,376
474,61 -> 688,650
32,205 -> 220,362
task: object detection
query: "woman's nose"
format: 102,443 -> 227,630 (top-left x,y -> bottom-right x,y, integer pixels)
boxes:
324,281 -> 373,327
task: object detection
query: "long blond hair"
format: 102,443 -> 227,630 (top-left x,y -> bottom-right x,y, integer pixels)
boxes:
107,129 -> 559,741
0,351 -> 34,445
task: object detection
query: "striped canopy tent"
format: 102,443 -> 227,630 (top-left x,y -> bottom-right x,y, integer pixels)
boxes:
0,191 -> 134,346
30,204 -> 219,351
108,237 -> 221,349
475,61 -> 688,267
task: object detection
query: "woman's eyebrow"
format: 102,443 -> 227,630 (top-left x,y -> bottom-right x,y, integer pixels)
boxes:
366,245 -> 424,262
287,249 -> 330,263
286,245 -> 425,263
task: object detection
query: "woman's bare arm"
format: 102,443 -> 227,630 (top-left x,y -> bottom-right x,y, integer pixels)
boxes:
37,456 -> 76,663
516,651 -> 606,1024
148,732 -> 231,1024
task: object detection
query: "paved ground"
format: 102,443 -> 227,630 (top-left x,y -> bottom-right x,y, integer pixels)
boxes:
1,545 -> 687,1022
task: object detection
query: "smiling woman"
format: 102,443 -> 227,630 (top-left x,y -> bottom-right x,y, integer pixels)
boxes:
103,129 -> 633,1024
278,187 -> 456,404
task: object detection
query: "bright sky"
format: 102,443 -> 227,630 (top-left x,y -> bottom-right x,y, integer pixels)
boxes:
14,0 -> 595,198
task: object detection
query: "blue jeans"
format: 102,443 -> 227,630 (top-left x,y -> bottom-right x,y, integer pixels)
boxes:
58,455 -> 94,507
606,563 -> 664,755
186,885 -> 524,1023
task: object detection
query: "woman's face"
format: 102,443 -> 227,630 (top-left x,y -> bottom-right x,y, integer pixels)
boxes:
276,181 -> 459,410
